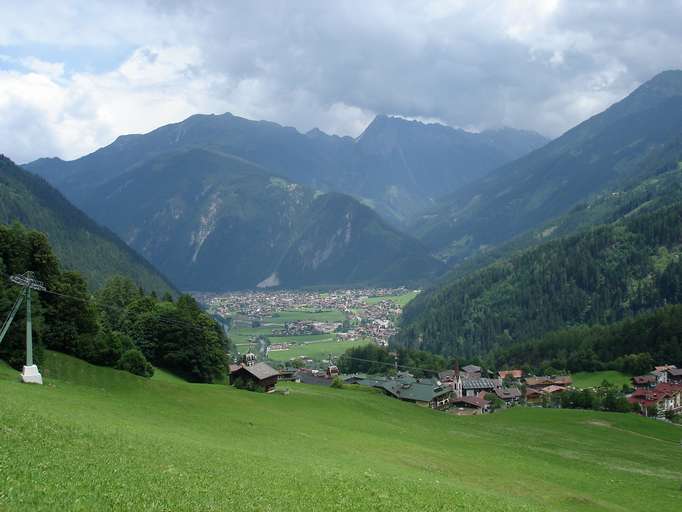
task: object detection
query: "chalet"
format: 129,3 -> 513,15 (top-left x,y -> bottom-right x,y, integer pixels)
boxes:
229,362 -> 279,392
498,369 -> 524,380
461,364 -> 482,379
525,387 -> 543,402
653,365 -> 677,383
525,375 -> 572,389
494,386 -> 522,405
450,395 -> 490,415
628,382 -> 682,417
631,374 -> 656,389
541,385 -> 567,395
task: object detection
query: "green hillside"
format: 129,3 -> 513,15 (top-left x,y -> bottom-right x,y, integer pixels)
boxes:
1,351 -> 680,511
399,202 -> 682,358
0,155 -> 176,295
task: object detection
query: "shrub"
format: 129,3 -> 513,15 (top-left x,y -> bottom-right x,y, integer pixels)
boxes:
117,348 -> 154,378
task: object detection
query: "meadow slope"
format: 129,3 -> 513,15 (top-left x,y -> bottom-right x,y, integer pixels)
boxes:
1,352 -> 681,511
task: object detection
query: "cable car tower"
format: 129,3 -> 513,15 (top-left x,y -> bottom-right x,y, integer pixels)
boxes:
0,271 -> 46,384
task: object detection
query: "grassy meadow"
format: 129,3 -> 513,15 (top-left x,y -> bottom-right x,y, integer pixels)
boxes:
266,337 -> 372,362
571,371 -> 632,389
1,351 -> 681,511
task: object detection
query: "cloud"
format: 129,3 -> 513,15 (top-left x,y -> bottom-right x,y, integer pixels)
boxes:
1,0 -> 682,162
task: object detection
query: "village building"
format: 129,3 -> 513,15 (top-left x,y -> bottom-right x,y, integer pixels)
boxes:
462,378 -> 500,397
494,386 -> 522,405
229,361 -> 279,392
628,382 -> 682,417
498,369 -> 524,380
631,374 -> 657,389
450,395 -> 490,415
652,365 -> 678,383
525,375 -> 572,389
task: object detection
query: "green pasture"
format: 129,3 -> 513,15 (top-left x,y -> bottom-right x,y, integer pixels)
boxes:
1,351 -> 680,511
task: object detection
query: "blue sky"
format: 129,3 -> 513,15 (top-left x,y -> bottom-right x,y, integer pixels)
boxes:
2,0 -> 682,163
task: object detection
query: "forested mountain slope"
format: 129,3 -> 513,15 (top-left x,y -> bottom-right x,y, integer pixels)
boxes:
397,202 -> 682,358
0,156 -> 176,294
25,113 -> 546,225
75,148 -> 443,291
413,70 -> 682,262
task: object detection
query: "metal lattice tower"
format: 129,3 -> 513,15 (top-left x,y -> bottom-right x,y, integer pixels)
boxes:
0,271 -> 46,384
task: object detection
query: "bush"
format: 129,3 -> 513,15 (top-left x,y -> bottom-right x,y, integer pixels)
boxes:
331,376 -> 345,389
117,348 -> 154,378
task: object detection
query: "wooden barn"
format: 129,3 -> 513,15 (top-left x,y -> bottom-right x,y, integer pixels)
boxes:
230,362 -> 279,392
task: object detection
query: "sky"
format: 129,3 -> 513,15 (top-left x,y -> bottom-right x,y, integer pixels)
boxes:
1,0 -> 682,163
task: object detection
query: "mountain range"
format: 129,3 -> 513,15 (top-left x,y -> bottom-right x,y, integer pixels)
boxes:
60,147 -> 444,290
26,113 -> 546,226
25,113 -> 544,291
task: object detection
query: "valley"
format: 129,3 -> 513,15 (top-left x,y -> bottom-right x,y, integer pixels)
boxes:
200,287 -> 417,363
2,7 -> 682,510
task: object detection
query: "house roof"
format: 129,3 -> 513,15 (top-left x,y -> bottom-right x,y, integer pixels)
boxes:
462,364 -> 481,373
541,385 -> 567,394
462,378 -> 499,390
228,364 -> 241,374
494,387 -> 522,400
668,368 -> 682,377
632,375 -> 656,384
628,382 -> 682,407
451,396 -> 489,409
378,379 -> 451,402
241,362 -> 280,380
526,375 -> 572,386
499,370 -> 523,379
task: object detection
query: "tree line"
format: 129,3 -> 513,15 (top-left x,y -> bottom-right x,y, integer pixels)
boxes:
486,303 -> 682,375
397,202 -> 682,360
0,222 -> 229,382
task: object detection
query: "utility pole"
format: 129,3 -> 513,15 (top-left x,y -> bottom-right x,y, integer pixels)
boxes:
0,271 -> 46,384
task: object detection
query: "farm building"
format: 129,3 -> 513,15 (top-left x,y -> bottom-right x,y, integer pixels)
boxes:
230,362 -> 279,392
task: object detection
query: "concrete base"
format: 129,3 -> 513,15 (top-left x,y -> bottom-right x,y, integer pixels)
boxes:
21,364 -> 43,385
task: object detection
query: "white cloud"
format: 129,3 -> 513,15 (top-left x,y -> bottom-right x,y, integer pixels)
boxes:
1,0 -> 682,162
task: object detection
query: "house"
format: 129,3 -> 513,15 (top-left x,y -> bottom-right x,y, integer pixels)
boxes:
628,382 -> 682,417
525,387 -> 543,402
525,375 -> 572,389
631,374 -> 656,389
498,369 -> 524,380
359,376 -> 452,410
229,362 -> 279,392
664,367 -> 682,385
494,386 -> 522,405
652,365 -> 677,383
462,378 -> 500,397
450,395 -> 490,415
541,385 -> 567,395
461,364 -> 482,379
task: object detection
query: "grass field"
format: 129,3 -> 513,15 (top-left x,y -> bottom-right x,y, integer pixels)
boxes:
366,290 -> 419,306
572,371 -> 632,389
1,351 -> 681,511
266,338 -> 372,362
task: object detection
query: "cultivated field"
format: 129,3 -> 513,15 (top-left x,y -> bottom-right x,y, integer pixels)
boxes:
1,351 -> 681,511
